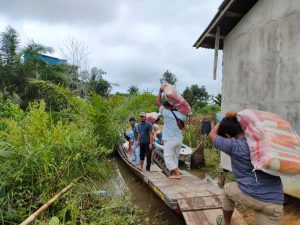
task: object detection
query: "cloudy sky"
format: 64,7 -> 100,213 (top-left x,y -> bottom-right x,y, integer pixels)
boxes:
0,0 -> 223,94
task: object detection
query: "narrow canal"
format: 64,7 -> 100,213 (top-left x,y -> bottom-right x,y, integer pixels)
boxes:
111,157 -> 186,225
103,156 -> 219,225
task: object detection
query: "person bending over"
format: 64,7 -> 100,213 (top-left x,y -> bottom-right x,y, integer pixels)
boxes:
208,112 -> 283,225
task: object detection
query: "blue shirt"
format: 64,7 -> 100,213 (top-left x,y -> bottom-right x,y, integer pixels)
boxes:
159,106 -> 187,141
126,131 -> 134,139
138,121 -> 152,144
214,135 -> 284,204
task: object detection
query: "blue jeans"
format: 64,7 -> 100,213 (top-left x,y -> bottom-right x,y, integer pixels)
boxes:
134,140 -> 140,164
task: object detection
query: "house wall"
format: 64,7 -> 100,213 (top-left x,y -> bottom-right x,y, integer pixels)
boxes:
221,0 -> 300,198
222,0 -> 300,132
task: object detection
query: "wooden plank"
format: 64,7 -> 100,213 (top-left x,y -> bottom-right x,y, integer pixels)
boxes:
213,26 -> 220,80
223,10 -> 243,18
205,33 -> 225,40
182,208 -> 220,225
149,176 -> 223,200
178,196 -> 222,212
143,171 -> 167,180
194,0 -> 235,48
182,208 -> 247,225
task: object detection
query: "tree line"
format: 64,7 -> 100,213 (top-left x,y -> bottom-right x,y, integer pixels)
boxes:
128,70 -> 222,108
0,26 -> 221,111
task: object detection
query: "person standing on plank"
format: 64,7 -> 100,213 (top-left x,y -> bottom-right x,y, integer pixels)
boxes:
208,112 -> 283,225
137,112 -> 153,171
156,88 -> 187,179
128,117 -> 140,165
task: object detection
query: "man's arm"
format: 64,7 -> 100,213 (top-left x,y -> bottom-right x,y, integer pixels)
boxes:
208,122 -> 220,143
208,121 -> 234,155
156,88 -> 163,107
149,124 -> 154,148
149,131 -> 154,149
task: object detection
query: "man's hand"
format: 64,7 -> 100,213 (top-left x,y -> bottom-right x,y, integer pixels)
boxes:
156,89 -> 163,107
149,143 -> 153,150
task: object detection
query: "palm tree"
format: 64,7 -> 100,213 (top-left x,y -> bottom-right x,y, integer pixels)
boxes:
212,94 -> 222,106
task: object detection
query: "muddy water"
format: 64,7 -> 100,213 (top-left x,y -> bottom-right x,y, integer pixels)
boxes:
105,157 -> 220,225
106,157 -> 185,225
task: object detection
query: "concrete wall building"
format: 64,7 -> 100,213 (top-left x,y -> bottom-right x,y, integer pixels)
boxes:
194,0 -> 300,198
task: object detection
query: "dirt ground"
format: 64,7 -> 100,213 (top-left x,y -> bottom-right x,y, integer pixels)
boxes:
238,196 -> 300,225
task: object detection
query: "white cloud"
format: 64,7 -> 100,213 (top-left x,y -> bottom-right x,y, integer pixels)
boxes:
0,0 -> 223,95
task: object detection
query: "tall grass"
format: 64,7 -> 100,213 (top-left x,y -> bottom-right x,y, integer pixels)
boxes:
0,89 -> 162,224
0,101 -> 111,223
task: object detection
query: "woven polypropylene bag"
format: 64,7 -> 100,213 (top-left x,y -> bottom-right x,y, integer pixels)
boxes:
161,82 -> 192,116
146,112 -> 160,123
237,109 -> 300,178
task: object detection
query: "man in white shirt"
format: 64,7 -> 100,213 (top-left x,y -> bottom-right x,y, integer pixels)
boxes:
156,88 -> 187,179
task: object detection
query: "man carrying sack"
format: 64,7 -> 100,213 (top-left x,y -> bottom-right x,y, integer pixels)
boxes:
156,87 -> 187,179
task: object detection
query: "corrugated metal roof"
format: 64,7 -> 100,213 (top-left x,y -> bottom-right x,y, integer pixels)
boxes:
193,0 -> 259,50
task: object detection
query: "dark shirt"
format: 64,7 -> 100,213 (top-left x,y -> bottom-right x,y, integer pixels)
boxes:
138,121 -> 152,144
214,135 -> 284,204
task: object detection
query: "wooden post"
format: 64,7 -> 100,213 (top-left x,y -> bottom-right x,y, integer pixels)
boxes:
213,26 -> 220,80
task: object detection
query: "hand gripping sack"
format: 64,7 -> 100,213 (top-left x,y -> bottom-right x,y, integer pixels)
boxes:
237,109 -> 300,177
160,82 -> 192,116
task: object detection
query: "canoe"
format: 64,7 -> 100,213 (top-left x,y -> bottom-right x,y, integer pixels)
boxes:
117,140 -> 247,225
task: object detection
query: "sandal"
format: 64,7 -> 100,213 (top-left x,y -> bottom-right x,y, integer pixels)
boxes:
216,215 -> 223,225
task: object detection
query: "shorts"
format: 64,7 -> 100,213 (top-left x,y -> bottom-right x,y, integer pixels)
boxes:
223,182 -> 283,225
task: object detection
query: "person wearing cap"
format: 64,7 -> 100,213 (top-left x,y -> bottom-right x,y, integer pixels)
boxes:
137,112 -> 153,171
156,88 -> 187,179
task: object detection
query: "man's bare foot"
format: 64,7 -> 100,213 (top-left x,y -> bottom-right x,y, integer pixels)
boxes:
169,174 -> 182,179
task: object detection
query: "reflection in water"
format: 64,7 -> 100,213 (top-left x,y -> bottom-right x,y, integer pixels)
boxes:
109,157 -> 186,225
102,165 -> 128,199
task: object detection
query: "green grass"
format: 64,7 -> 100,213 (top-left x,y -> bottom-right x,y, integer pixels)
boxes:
201,147 -> 235,183
0,92 -> 163,224
202,147 -> 221,178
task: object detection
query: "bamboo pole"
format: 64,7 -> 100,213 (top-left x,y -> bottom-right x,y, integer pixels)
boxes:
20,183 -> 74,225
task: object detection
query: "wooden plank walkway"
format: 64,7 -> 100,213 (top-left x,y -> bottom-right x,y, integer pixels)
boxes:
118,143 -> 247,225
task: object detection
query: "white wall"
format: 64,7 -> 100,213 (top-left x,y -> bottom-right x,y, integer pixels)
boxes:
220,0 -> 300,197
222,0 -> 300,132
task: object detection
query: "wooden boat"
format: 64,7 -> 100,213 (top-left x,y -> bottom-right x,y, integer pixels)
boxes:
154,142 -> 193,169
117,140 -> 246,225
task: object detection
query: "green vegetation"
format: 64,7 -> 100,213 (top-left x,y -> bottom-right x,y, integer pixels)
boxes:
0,26 -> 161,224
202,148 -> 221,178
0,25 -> 223,224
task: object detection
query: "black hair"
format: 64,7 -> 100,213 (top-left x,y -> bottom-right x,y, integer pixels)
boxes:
124,132 -> 131,141
218,117 -> 243,138
128,117 -> 135,122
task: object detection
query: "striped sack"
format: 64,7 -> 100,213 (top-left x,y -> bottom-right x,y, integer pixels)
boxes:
237,109 -> 300,177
